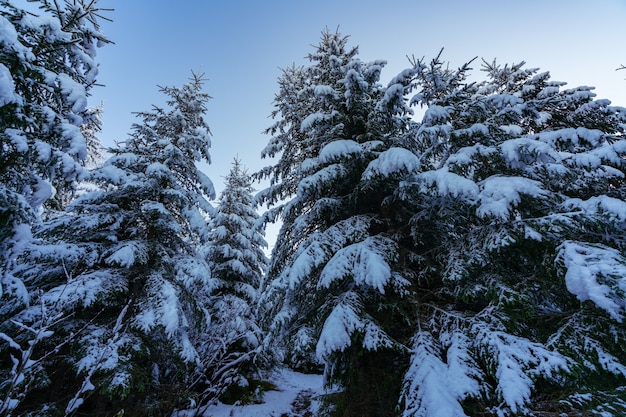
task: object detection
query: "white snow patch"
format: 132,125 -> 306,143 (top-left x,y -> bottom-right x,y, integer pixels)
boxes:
297,164 -> 346,198
500,125 -> 524,136
422,105 -> 451,124
316,302 -> 361,359
402,331 -> 481,417
524,226 -> 542,241
105,241 -> 148,268
318,236 -> 394,293
477,176 -> 546,219
500,137 -> 560,169
557,241 -> 626,321
362,147 -> 420,179
283,215 -> 372,290
57,73 -> 87,113
473,325 -> 569,414
445,144 -> 494,167
537,127 -> 604,148
318,140 -> 362,163
198,170 -> 216,200
42,271 -> 125,309
300,110 -> 338,132
315,296 -> 395,360
314,84 -> 336,98
417,169 -> 479,200
0,63 -> 19,106
187,368 -> 324,417
563,196 -> 626,222
4,129 -> 27,153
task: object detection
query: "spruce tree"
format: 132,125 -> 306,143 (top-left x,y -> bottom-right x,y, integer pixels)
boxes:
257,29 -> 419,416
396,56 -> 626,416
259,33 -> 626,416
5,73 -> 216,416
205,158 -> 268,403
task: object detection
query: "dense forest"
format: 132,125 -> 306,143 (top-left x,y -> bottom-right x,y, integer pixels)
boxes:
1,1 -> 626,416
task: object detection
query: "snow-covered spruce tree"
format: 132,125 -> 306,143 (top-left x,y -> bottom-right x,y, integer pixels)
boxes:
395,56 -> 626,416
0,0 -> 109,316
8,74 -> 216,416
204,158 -> 268,403
256,29 -> 420,416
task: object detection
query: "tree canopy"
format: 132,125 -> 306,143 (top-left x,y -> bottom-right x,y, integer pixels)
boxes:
1,9 -> 626,417
256,30 -> 626,417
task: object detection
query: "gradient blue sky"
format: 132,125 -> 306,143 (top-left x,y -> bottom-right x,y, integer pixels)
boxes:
90,0 -> 626,200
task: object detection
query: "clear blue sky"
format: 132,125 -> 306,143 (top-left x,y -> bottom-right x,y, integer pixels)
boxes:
90,0 -> 626,201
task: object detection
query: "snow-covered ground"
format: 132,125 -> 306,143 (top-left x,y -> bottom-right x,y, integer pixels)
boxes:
179,369 -> 324,417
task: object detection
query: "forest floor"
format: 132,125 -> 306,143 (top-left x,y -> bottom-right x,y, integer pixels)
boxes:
180,368 -> 325,417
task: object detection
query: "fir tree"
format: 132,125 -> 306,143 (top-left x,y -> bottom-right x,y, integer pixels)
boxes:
204,158 -> 268,404
210,158 -> 267,296
257,29 -> 419,416
396,56 -> 626,416
5,73 -> 216,416
259,33 -> 626,416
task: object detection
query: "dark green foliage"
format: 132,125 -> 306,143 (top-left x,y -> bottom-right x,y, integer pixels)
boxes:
258,33 -> 626,416
3,8 -> 626,414
3,74 -> 216,415
204,158 -> 268,404
256,29 -> 421,416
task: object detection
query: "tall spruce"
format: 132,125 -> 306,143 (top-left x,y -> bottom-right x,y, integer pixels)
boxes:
5,74 -> 217,416
205,158 -> 268,403
256,29 -> 419,416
